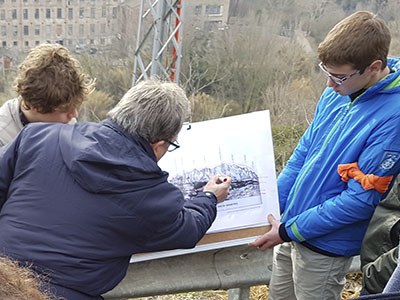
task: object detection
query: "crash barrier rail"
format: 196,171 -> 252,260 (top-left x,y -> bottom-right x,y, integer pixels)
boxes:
103,245 -> 361,300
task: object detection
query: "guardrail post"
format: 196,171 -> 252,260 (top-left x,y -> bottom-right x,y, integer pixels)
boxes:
228,287 -> 250,300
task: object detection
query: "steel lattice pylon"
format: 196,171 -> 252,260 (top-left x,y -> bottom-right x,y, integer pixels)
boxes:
132,0 -> 183,86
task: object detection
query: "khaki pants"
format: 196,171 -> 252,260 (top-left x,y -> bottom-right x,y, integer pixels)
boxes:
268,242 -> 353,300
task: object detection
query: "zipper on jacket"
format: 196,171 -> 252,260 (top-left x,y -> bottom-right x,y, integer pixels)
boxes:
284,100 -> 355,222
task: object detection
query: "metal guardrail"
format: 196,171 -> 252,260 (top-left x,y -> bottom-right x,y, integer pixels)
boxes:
103,245 -> 361,300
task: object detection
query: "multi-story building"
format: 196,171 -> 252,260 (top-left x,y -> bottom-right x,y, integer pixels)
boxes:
183,0 -> 230,36
0,0 -> 126,54
0,0 -> 230,57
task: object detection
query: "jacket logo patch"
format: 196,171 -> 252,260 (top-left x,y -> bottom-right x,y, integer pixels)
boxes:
380,151 -> 400,170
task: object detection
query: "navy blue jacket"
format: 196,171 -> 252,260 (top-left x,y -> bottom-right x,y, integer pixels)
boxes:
0,119 -> 218,299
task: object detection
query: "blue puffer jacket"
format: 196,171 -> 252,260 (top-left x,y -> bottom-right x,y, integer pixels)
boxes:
0,119 -> 218,299
279,58 -> 400,256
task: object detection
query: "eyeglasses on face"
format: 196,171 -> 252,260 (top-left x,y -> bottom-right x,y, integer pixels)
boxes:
318,62 -> 360,86
166,140 -> 180,152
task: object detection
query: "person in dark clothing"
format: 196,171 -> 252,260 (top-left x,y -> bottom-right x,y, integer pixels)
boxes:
361,177 -> 400,294
0,79 -> 231,300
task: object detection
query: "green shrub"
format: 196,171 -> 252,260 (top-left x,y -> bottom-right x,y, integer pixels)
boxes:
272,125 -> 306,173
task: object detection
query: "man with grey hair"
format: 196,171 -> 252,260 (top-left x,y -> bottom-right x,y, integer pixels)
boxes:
0,79 -> 231,300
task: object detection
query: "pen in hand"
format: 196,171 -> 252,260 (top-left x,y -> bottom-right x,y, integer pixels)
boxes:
217,176 -> 228,184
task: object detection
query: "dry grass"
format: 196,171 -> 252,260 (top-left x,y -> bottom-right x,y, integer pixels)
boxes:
132,272 -> 362,300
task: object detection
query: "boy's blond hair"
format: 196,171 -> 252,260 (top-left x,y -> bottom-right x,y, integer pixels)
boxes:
318,11 -> 391,71
14,43 -> 95,114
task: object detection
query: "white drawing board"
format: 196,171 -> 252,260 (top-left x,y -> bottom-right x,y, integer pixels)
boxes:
131,110 -> 279,262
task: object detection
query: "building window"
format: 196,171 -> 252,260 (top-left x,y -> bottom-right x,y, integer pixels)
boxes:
67,24 -> 73,36
112,7 -> 117,18
56,24 -> 62,35
79,24 -> 84,35
11,9 -> 17,20
57,8 -> 62,19
0,9 -> 5,20
68,8 -> 73,20
23,9 -> 28,20
79,7 -> 84,18
35,40 -> 40,45
100,37 -> 105,45
23,25 -> 29,35
35,25 -> 40,35
0,25 -> 6,37
35,8 -> 39,19
46,8 -> 51,19
205,5 -> 222,15
90,7 -> 95,18
25,41 -> 29,47
0,0 -> 4,4
100,23 -> 105,34
194,5 -> 202,16
46,25 -> 51,36
101,7 -> 106,17
90,24 -> 95,34
2,41 -> 6,47
13,41 -> 18,46
13,26 -> 17,37
204,21 -> 219,31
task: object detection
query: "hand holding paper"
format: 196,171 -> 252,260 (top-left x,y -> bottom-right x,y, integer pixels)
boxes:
248,214 -> 283,251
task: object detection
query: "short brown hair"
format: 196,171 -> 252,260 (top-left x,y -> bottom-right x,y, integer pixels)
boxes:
318,11 -> 391,71
14,43 -> 95,114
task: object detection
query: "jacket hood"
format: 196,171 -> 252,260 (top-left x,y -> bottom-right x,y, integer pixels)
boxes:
383,57 -> 400,91
58,119 -> 167,194
388,57 -> 400,71
348,57 -> 400,102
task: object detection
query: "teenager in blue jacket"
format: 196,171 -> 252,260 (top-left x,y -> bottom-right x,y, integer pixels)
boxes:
0,79 -> 232,300
250,11 -> 400,300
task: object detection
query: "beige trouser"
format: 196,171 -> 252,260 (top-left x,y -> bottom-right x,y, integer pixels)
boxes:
268,242 -> 353,300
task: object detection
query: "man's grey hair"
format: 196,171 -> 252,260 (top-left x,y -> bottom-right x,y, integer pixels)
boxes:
108,79 -> 190,143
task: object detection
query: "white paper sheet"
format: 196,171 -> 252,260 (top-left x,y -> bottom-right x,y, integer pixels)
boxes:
131,110 -> 280,262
